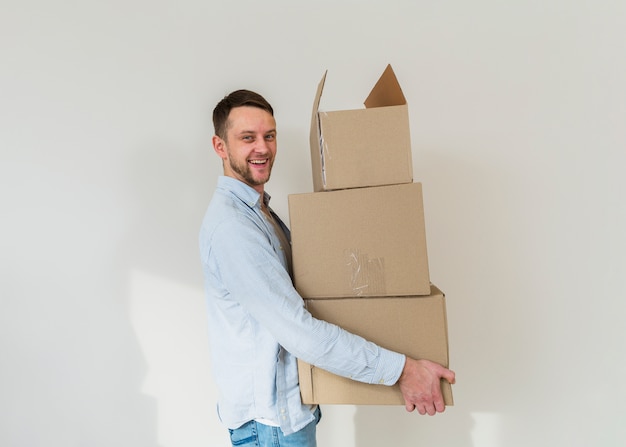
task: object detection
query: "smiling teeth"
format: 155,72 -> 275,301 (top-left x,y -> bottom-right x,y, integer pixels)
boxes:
249,160 -> 266,164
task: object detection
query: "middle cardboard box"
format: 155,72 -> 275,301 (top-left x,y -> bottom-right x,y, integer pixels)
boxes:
288,182 -> 430,298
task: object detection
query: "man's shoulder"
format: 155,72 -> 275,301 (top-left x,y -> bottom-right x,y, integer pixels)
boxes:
203,193 -> 248,230
216,176 -> 262,205
202,189 -> 264,236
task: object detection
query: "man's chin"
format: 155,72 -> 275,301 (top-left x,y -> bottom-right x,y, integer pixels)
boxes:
255,177 -> 271,186
245,173 -> 270,187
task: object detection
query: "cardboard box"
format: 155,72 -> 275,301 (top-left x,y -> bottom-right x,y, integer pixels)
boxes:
309,64 -> 413,191
288,182 -> 430,298
298,285 -> 453,405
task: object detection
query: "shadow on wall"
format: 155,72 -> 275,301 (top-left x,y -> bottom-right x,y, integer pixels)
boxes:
118,136 -> 231,446
1,155 -> 162,446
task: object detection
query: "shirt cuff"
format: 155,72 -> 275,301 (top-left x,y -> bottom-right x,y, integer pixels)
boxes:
371,348 -> 406,386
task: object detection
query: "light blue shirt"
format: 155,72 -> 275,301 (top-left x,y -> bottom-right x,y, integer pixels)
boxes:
199,176 -> 405,435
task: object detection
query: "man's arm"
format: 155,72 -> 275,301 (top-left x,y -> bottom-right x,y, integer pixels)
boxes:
397,357 -> 456,415
207,214 -> 406,385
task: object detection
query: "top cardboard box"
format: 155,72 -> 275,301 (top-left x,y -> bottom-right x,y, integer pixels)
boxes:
309,64 -> 413,192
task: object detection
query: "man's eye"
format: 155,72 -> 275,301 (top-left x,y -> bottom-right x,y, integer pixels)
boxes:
265,134 -> 275,141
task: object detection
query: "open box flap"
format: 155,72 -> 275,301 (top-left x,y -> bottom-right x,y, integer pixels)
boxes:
364,64 -> 407,108
309,71 -> 328,190
309,70 -> 328,148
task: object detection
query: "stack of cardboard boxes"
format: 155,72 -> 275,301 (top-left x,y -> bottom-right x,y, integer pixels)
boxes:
288,65 -> 453,406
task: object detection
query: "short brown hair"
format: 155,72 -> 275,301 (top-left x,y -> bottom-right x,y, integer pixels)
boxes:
212,89 -> 274,140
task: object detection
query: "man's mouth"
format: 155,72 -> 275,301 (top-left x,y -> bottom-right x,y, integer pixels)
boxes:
249,159 -> 268,166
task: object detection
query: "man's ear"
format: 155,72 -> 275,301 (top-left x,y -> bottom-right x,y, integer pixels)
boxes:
212,135 -> 227,160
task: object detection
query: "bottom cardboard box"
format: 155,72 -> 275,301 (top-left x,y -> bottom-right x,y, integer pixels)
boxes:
298,285 -> 453,406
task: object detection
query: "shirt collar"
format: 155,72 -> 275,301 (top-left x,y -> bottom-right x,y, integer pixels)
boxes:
217,175 -> 271,209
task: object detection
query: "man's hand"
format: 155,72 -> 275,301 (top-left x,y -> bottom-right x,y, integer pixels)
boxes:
397,357 -> 456,415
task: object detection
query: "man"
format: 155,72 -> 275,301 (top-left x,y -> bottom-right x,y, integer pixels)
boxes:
199,89 -> 455,447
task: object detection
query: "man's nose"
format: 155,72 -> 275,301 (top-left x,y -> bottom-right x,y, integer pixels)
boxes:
254,137 -> 270,152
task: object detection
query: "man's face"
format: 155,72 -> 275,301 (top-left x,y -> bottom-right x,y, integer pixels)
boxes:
213,106 -> 277,193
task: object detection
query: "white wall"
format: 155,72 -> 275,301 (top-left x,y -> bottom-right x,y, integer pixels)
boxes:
2,1 -> 625,446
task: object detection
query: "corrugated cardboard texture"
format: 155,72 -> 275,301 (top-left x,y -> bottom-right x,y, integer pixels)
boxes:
288,183 -> 430,298
309,64 -> 413,191
298,286 -> 453,405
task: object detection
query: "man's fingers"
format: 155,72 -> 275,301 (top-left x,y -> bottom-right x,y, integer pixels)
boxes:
442,368 -> 456,384
434,397 -> 446,413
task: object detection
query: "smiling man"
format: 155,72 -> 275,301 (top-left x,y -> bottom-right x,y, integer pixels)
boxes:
199,89 -> 455,447
212,102 -> 277,193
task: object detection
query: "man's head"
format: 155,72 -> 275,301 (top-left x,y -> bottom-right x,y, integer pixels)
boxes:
212,90 -> 277,194
213,89 -> 274,141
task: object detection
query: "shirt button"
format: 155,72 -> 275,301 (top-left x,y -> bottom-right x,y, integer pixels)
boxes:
379,379 -> 385,384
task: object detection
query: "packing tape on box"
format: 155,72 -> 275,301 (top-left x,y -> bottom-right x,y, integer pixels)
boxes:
345,249 -> 386,296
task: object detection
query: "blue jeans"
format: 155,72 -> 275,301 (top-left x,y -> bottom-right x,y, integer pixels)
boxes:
228,407 -> 321,447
